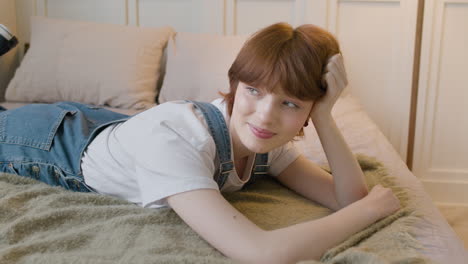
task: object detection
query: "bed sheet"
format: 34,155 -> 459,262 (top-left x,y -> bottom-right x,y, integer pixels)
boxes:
293,94 -> 467,263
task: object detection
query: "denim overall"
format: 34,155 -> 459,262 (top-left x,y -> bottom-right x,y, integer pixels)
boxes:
0,101 -> 268,193
0,102 -> 130,192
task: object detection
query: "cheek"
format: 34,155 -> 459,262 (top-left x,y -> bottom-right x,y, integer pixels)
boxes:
233,92 -> 253,116
282,113 -> 309,132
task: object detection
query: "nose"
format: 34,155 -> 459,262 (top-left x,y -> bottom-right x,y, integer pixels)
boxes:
256,97 -> 277,126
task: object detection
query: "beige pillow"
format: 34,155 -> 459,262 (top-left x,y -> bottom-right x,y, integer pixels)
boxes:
158,32 -> 247,103
6,16 -> 174,109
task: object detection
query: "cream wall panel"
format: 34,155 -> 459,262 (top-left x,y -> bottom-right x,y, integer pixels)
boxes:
0,0 -> 19,101
45,0 -> 127,24
235,0 -> 295,35
227,0 -> 320,35
326,0 -> 417,161
127,0 -> 139,26
303,0 -> 328,28
415,0 -> 468,204
138,0 -> 224,34
430,4 -> 468,172
35,0 -> 45,16
13,0 -> 33,57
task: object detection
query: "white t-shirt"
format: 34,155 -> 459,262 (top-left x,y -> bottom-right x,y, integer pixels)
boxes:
81,99 -> 301,208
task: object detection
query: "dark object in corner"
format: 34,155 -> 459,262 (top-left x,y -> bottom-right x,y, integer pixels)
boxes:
0,24 -> 18,56
24,42 -> 30,54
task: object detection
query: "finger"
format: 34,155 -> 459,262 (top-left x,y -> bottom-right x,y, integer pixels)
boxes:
327,54 -> 346,83
334,54 -> 346,77
325,62 -> 344,87
331,68 -> 347,89
336,59 -> 348,86
328,58 -> 348,87
329,55 -> 345,78
328,60 -> 341,79
335,75 -> 346,91
324,71 -> 337,91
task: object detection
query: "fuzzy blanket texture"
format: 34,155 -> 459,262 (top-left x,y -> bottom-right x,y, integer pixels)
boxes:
0,155 -> 433,264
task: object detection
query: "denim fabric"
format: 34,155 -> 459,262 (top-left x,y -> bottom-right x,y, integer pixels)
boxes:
0,101 -> 268,193
0,102 -> 130,192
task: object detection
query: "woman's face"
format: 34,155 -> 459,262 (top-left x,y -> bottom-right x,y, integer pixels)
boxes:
230,81 -> 314,156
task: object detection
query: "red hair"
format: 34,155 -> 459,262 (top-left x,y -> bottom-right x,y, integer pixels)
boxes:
221,23 -> 341,136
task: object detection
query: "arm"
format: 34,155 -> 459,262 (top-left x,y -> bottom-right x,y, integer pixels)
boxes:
277,155 -> 341,211
278,54 -> 367,209
277,116 -> 367,210
167,186 -> 400,263
311,113 -> 368,208
310,54 -> 367,207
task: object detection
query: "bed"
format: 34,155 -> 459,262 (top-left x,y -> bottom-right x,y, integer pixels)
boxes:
0,16 -> 466,263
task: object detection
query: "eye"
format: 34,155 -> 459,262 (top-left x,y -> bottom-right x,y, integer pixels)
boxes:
246,86 -> 260,96
283,101 -> 299,109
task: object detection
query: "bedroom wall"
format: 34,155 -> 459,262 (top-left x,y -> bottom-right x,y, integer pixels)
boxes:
0,0 -> 19,101
6,0 -> 419,164
413,0 -> 468,206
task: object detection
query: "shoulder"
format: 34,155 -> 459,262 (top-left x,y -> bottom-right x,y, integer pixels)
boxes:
117,100 -> 223,153
268,141 -> 301,176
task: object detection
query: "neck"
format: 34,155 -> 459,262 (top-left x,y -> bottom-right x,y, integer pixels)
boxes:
229,120 -> 253,162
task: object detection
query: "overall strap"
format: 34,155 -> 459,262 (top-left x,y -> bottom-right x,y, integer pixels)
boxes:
252,153 -> 269,176
189,101 -> 234,189
243,153 -> 269,188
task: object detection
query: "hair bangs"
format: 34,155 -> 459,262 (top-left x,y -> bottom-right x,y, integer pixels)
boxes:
234,51 -> 281,94
274,37 -> 325,101
236,35 -> 325,101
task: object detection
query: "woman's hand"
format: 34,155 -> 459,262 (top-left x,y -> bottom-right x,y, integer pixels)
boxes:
310,53 -> 348,119
361,184 -> 401,220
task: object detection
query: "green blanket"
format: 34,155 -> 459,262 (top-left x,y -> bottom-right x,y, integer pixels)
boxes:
0,155 -> 432,263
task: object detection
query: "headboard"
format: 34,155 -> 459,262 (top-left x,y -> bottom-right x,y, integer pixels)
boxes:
9,0 -> 420,162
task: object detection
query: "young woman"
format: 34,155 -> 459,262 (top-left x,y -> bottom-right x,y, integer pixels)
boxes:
0,23 -> 400,263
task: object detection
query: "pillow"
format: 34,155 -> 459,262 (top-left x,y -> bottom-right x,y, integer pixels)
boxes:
158,32 -> 247,103
5,16 -> 174,109
158,31 -> 351,104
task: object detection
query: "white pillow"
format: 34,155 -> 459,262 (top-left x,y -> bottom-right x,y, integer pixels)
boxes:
5,16 -> 174,109
158,32 -> 247,103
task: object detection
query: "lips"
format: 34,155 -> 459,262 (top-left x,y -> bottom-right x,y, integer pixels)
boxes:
248,123 -> 276,139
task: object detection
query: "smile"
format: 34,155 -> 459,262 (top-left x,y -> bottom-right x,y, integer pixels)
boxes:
248,123 -> 276,139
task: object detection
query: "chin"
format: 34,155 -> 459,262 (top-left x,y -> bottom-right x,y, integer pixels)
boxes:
248,146 -> 269,154
243,139 -> 275,154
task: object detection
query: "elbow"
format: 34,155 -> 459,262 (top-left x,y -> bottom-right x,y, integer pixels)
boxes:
218,230 -> 272,264
351,183 -> 369,201
239,232 -> 304,264
358,185 -> 369,199
358,185 -> 369,201
224,236 -> 283,264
